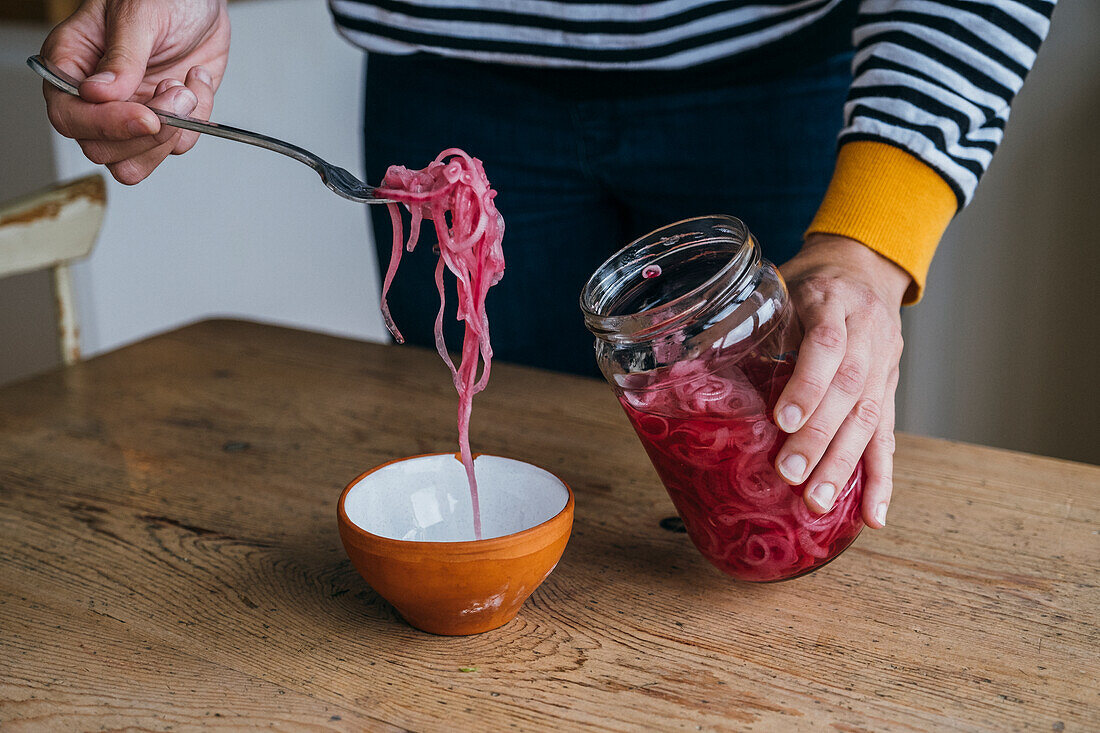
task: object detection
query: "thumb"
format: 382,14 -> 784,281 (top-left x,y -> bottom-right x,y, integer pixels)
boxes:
79,9 -> 156,103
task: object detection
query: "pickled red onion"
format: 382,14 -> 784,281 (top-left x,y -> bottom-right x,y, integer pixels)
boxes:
374,149 -> 505,540
621,353 -> 864,581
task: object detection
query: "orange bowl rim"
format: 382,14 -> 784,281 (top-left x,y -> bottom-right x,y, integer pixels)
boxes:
337,452 -> 575,553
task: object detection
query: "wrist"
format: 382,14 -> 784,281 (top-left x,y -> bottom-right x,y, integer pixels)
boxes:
795,233 -> 911,307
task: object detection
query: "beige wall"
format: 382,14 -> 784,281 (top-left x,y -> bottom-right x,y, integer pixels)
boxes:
896,0 -> 1100,465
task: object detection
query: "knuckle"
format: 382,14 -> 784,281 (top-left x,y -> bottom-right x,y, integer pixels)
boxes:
108,160 -> 146,186
833,448 -> 860,475
798,274 -> 832,297
99,115 -> 130,141
79,141 -> 111,165
891,329 -> 904,357
833,361 -> 866,396
157,116 -> 183,141
890,368 -> 902,392
152,125 -> 178,145
801,420 -> 833,447
884,320 -> 903,346
852,397 -> 881,431
807,324 -> 845,352
856,286 -> 879,311
794,371 -> 830,398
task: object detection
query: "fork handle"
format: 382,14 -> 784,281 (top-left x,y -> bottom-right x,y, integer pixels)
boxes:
28,55 -> 328,174
150,110 -> 323,171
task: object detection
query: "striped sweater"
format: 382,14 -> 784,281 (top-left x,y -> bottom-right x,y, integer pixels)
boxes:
330,0 -> 1056,302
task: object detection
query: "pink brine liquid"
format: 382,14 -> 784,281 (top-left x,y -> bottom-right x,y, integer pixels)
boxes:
619,353 -> 864,581
374,149 -> 505,540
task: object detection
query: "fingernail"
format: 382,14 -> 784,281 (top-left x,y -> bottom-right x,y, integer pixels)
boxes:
194,66 -> 212,86
874,502 -> 888,527
778,404 -> 803,432
155,79 -> 184,96
127,117 -> 157,136
172,88 -> 197,113
779,454 -> 807,483
810,482 -> 836,511
85,71 -> 116,85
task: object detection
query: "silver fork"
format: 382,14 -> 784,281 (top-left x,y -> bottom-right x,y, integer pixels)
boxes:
28,55 -> 394,204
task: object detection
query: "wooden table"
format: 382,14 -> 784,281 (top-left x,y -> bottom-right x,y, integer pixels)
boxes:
1,320 -> 1096,731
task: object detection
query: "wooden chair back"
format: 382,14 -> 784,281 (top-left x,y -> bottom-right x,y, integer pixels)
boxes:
0,174 -> 107,365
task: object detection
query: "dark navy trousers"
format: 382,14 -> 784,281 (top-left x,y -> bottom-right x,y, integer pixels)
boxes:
363,52 -> 852,376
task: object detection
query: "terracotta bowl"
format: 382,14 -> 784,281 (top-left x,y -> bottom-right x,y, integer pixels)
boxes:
337,453 -> 574,635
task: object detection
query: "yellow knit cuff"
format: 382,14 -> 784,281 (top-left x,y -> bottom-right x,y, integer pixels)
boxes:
806,140 -> 957,304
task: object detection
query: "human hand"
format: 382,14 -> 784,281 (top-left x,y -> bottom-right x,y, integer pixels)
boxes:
774,233 -> 911,529
40,0 -> 230,184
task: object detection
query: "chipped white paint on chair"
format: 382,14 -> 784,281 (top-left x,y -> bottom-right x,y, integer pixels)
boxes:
0,174 -> 106,366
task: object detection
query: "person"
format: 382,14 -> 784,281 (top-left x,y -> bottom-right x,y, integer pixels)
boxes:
38,0 -> 1055,532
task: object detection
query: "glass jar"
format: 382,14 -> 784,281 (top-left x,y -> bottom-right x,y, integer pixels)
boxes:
580,215 -> 863,582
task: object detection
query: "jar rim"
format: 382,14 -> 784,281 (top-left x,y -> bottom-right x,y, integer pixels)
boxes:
580,215 -> 758,343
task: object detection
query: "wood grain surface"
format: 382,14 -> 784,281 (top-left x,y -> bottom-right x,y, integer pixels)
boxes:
0,319 -> 1096,731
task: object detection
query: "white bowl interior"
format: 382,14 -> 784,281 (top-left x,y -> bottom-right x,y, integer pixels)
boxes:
343,454 -> 570,542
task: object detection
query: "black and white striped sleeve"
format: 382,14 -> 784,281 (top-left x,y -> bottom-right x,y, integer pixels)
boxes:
843,0 -> 1057,207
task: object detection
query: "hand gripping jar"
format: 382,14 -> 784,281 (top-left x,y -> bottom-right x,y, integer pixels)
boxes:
580,215 -> 864,582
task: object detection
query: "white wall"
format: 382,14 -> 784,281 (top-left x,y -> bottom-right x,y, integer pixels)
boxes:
48,0 -> 387,355
2,0 -> 1096,464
